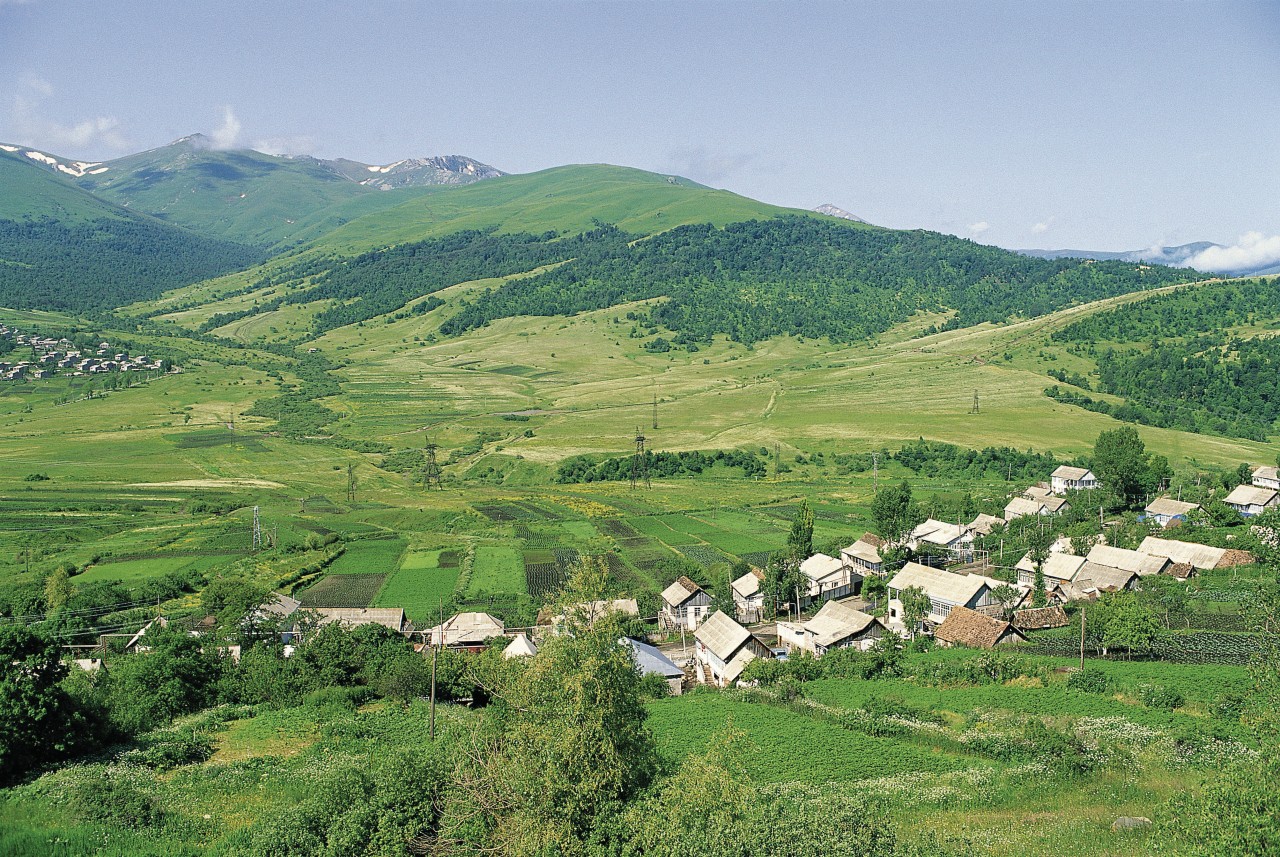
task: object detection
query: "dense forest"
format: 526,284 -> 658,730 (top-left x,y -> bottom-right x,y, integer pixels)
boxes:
1050,278 -> 1280,441
0,218 -> 262,312
442,218 -> 1198,344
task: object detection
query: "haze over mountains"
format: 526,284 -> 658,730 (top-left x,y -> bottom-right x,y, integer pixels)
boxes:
1020,242 -> 1280,278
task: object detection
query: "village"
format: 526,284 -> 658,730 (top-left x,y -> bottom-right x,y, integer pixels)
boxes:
74,462 -> 1280,702
0,324 -> 166,382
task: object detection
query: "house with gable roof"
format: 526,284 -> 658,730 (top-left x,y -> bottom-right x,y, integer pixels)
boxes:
660,576 -> 712,630
693,611 -> 772,687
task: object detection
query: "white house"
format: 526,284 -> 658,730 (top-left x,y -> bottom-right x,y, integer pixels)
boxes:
776,600 -> 886,656
886,562 -> 996,629
660,576 -> 712,630
798,552 -> 859,604
693,611 -> 772,687
1051,466 -> 1098,495
1253,465 -> 1280,491
1138,536 -> 1239,571
427,612 -> 505,651
967,513 -> 1004,537
1143,497 -> 1201,528
1223,484 -> 1280,518
840,534 -> 886,575
730,567 -> 766,624
907,519 -> 974,560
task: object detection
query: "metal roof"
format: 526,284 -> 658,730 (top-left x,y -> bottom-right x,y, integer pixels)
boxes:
312,607 -> 408,632
1144,498 -> 1201,518
841,537 -> 884,564
731,568 -> 763,599
427,611 -> 504,646
1086,544 -> 1169,576
1138,536 -> 1225,570
661,576 -> 703,607
1052,465 -> 1094,481
800,600 -> 880,648
888,562 -> 990,606
621,637 -> 684,679
1015,551 -> 1087,582
694,610 -> 752,661
1224,484 -> 1279,507
800,553 -> 844,581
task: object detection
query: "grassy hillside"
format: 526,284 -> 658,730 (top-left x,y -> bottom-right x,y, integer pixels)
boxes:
0,149 -> 134,223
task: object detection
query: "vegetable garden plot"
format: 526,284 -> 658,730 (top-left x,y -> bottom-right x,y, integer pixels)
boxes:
474,504 -> 519,521
325,538 -> 407,575
679,545 -> 731,568
467,546 -> 527,597
296,573 -> 387,607
600,519 -> 640,538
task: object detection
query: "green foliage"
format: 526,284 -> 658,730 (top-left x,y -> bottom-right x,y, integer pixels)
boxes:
443,217 -> 1196,346
0,625 -> 84,782
99,627 -> 226,734
786,499 -> 815,562
870,480 -> 920,546
1066,666 -> 1110,694
555,448 -> 766,483
1138,683 -> 1185,710
890,439 -> 1062,481
1092,426 -> 1167,506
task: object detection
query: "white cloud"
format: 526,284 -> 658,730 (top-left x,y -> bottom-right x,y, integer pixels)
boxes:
8,75 -> 128,154
252,135 -> 317,157
967,221 -> 990,236
664,146 -> 756,183
1185,232 -> 1280,273
210,106 -> 242,149
1031,217 -> 1055,235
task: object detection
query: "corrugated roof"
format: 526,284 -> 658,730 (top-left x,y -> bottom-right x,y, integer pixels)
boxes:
1145,497 -> 1201,518
661,576 -> 703,607
1138,536 -> 1225,570
801,600 -> 879,648
731,568 -> 763,599
1253,465 -> 1279,482
888,562 -> 990,605
1015,551 -> 1087,582
934,606 -> 1025,649
1086,544 -> 1169,576
722,647 -> 758,685
259,592 -> 302,619
911,519 -> 969,546
1052,465 -> 1093,481
428,611 -> 504,646
842,538 -> 883,564
800,553 -> 844,581
1074,563 -> 1139,592
1224,484 -> 1279,507
968,514 -> 1004,536
313,607 -> 408,633
1004,496 -> 1045,518
694,610 -> 751,661
621,637 -> 684,679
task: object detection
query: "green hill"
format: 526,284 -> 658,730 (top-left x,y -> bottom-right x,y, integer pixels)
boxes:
0,148 -> 134,223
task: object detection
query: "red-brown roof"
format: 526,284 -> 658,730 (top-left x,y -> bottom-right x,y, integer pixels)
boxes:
935,606 -> 1026,649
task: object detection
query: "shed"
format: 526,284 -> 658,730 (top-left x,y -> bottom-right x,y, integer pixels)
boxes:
1143,498 -> 1201,527
1012,605 -> 1070,631
934,606 -> 1027,649
620,637 -> 685,695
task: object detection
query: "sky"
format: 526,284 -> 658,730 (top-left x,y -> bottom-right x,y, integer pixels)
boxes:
2,0 -> 1279,261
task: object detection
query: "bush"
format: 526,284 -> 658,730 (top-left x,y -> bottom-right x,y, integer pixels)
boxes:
1139,684 -> 1185,710
1066,666 -> 1110,694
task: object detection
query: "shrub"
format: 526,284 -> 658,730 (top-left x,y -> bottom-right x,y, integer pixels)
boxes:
1066,666 -> 1110,694
1140,684 -> 1185,710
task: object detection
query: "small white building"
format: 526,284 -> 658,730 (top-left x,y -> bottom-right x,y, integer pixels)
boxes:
730,567 -> 766,624
694,611 -> 772,687
1085,544 -> 1171,577
502,633 -> 538,659
907,519 -> 974,560
1015,551 -> 1087,592
1253,465 -> 1280,491
1223,484 -> 1280,518
799,552 -> 858,604
840,534 -> 886,575
621,637 -> 686,695
776,600 -> 886,656
1050,466 -> 1098,495
886,562 -> 997,629
660,576 -> 712,630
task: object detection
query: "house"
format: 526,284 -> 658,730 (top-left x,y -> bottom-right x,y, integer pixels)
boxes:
1137,536 -> 1224,571
934,606 -> 1027,649
967,514 -> 1004,537
660,576 -> 712,630
1143,498 -> 1201,527
312,607 -> 413,636
1085,544 -> 1171,577
776,600 -> 886,656
841,533 -> 886,575
730,567 -> 766,624
1051,466 -> 1098,494
1253,465 -> 1280,491
1014,551 -> 1087,590
621,637 -> 686,695
799,552 -> 859,604
427,612 -> 505,651
1004,496 -> 1048,521
1223,484 -> 1280,517
1012,605 -> 1070,631
693,610 -> 772,688
886,562 -> 997,628
502,633 -> 538,659
907,519 -> 974,559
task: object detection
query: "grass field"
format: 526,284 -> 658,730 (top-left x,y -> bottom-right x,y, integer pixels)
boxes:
464,546 -> 526,599
77,554 -> 237,584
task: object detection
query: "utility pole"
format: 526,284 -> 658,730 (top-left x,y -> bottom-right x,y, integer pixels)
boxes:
251,506 -> 262,550
970,390 -> 979,415
774,442 -> 781,480
430,599 -> 442,741
630,427 -> 649,489
652,392 -> 658,431
422,442 -> 442,490
346,462 -> 357,503
872,451 -> 879,491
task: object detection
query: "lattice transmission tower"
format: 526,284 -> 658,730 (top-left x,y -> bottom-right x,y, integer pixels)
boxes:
630,427 -> 650,489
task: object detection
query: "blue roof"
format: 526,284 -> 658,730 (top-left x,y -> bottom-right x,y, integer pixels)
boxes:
620,637 -> 684,679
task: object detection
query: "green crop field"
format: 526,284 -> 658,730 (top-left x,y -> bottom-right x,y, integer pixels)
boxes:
324,537 -> 407,575
295,573 -> 387,608
372,549 -> 462,623
76,554 -> 237,584
464,546 -> 526,599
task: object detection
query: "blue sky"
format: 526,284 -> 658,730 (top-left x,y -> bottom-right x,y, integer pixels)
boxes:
2,0 -> 1278,258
